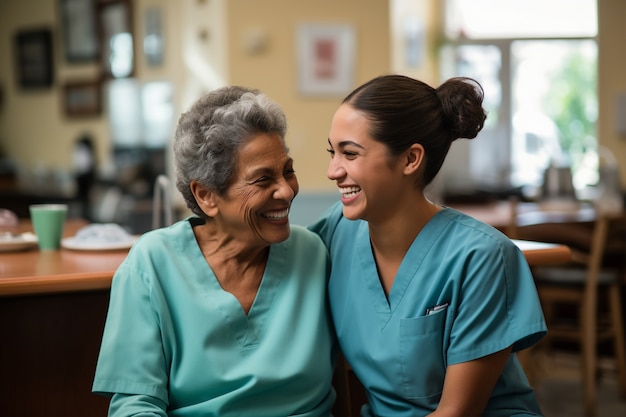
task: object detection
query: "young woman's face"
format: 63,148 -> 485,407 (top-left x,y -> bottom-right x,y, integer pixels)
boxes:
326,104 -> 406,222
217,132 -> 298,245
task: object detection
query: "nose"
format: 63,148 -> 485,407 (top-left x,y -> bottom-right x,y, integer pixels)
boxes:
326,156 -> 345,181
274,177 -> 297,202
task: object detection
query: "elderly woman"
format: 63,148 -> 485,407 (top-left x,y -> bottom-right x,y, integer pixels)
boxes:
92,86 -> 336,416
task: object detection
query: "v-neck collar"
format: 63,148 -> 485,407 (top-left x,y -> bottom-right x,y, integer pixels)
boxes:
181,217 -> 286,348
357,209 -> 452,326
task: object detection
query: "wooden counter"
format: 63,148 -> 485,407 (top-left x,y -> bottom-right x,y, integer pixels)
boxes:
0,219 -> 130,296
0,219 -> 130,417
0,290 -> 111,416
0,247 -> 128,296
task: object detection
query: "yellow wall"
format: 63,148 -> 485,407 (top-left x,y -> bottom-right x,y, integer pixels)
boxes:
2,1 -> 625,192
0,0 -> 391,192
598,0 -> 626,185
226,0 -> 390,190
0,0 -> 184,188
0,0 -> 105,178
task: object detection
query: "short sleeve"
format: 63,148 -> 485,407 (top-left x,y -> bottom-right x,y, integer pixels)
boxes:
446,237 -> 546,365
92,258 -> 169,404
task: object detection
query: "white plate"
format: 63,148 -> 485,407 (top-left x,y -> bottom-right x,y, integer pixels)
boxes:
0,233 -> 38,252
61,235 -> 139,251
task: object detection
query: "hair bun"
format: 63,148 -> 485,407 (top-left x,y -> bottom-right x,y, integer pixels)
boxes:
436,77 -> 487,141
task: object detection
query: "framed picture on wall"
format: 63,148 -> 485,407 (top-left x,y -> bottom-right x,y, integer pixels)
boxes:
143,6 -> 164,66
59,0 -> 99,62
63,80 -> 101,117
97,0 -> 134,78
296,23 -> 356,96
14,28 -> 54,89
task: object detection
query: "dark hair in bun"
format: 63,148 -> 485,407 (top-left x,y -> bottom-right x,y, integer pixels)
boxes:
343,74 -> 487,186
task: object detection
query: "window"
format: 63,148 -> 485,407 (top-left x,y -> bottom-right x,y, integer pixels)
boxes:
445,0 -> 597,39
440,0 -> 598,199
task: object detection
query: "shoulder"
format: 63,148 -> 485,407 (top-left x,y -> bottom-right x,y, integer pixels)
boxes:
308,201 -> 343,231
132,218 -> 193,250
433,209 -> 533,291
120,219 -> 194,272
273,224 -> 330,276
436,207 -> 520,259
439,207 -> 512,243
113,219 -> 197,290
308,201 -> 364,246
288,224 -> 327,250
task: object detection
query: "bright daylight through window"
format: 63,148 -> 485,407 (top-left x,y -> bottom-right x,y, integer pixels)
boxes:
441,0 -> 598,200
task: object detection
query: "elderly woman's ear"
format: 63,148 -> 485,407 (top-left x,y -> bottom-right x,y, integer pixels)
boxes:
190,180 -> 219,218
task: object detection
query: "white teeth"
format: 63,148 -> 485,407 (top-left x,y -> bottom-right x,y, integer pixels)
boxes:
263,209 -> 289,219
338,186 -> 361,198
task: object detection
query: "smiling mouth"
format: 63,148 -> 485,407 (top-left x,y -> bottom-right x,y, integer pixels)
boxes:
338,186 -> 361,199
261,208 -> 289,220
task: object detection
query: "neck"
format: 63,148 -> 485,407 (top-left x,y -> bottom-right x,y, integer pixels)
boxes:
194,221 -> 269,269
368,195 -> 441,295
193,221 -> 270,314
368,196 -> 441,260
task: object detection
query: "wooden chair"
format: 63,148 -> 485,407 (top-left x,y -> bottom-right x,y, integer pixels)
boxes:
331,353 -> 369,416
511,203 -> 626,417
332,354 -> 353,417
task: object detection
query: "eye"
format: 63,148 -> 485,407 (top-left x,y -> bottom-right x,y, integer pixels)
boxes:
343,150 -> 358,159
284,168 -> 296,178
326,148 -> 335,157
252,176 -> 271,184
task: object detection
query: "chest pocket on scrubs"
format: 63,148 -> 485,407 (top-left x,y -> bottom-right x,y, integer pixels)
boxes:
398,306 -> 447,406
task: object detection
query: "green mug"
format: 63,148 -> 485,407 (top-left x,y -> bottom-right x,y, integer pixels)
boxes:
29,204 -> 68,251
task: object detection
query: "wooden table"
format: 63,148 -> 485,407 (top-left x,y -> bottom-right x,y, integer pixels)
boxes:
513,239 -> 572,266
451,199 -> 597,231
0,219 -> 129,296
455,200 -> 626,259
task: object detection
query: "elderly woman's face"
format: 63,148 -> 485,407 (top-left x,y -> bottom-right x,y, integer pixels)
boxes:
219,132 -> 298,245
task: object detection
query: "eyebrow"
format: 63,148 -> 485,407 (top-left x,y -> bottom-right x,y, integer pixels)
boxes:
327,138 -> 365,149
247,157 -> 294,175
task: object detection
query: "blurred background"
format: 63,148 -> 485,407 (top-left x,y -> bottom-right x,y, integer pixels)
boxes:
2,2 -> 626,416
0,0 -> 623,232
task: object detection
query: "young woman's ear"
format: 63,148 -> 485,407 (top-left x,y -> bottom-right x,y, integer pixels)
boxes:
404,143 -> 425,175
190,180 -> 219,217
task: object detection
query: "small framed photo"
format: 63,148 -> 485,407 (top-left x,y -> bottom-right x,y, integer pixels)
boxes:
63,80 -> 101,117
14,28 -> 54,89
296,23 -> 356,96
97,0 -> 134,78
59,0 -> 99,62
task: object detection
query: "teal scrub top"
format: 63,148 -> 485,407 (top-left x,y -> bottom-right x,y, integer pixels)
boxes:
93,218 -> 336,417
309,203 -> 547,417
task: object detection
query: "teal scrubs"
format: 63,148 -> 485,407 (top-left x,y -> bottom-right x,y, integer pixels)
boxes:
93,218 -> 336,417
310,203 -> 547,417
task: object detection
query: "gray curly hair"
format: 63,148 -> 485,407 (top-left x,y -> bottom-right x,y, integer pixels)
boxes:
173,86 -> 288,217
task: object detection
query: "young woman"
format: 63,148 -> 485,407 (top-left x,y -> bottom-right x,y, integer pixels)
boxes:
310,74 -> 546,417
